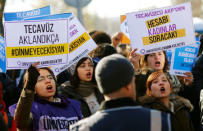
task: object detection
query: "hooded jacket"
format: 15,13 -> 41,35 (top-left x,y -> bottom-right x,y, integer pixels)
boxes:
139,95 -> 194,131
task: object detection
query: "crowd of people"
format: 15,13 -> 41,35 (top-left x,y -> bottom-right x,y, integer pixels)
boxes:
0,30 -> 203,131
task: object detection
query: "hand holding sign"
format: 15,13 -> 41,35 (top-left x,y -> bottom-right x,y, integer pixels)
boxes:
178,72 -> 193,86
129,48 -> 141,70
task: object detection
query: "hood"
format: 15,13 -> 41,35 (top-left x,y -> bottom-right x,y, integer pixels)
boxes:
171,96 -> 193,112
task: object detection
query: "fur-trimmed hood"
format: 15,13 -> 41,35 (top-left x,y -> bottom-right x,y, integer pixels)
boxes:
138,95 -> 193,113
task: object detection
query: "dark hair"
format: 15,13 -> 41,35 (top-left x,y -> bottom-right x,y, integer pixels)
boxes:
89,30 -> 98,37
140,51 -> 169,71
70,57 -> 92,88
91,43 -> 117,59
91,31 -> 112,45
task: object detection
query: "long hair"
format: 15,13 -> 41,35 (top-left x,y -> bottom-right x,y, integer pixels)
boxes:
140,51 -> 169,71
146,70 -> 172,96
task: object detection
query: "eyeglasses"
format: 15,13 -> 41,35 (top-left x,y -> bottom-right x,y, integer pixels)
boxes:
37,75 -> 54,82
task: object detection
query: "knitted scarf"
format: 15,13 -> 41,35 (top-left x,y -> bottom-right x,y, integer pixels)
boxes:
75,81 -> 97,97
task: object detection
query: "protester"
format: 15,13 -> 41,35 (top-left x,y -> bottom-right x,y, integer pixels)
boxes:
58,57 -> 104,118
116,43 -> 131,58
0,82 -> 16,131
112,32 -> 123,48
0,113 -> 8,131
13,63 -> 82,131
129,49 -> 200,130
194,34 -> 203,130
91,31 -> 112,45
70,54 -> 171,131
139,71 -> 194,131
129,48 -> 193,99
0,72 -> 19,109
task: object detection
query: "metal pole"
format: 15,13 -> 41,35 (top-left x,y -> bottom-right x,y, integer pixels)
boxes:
77,0 -> 83,24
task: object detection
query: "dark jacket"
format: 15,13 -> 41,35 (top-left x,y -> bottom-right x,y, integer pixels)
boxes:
139,95 -> 194,131
70,97 -> 171,131
192,53 -> 203,131
0,113 -> 8,131
57,81 -> 104,117
0,73 -> 20,109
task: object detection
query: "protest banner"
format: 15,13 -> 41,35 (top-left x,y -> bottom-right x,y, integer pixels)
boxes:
120,15 -> 131,44
4,6 -> 50,21
0,36 -> 6,73
169,41 -> 200,76
26,13 -> 97,75
126,2 -> 195,55
52,14 -> 97,75
4,19 -> 69,69
27,13 -> 72,21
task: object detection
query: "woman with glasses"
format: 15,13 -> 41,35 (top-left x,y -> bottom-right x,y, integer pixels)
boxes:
14,63 -> 82,131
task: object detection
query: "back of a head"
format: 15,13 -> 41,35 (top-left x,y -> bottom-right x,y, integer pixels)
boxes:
91,31 -> 112,45
95,54 -> 134,94
92,43 -> 117,59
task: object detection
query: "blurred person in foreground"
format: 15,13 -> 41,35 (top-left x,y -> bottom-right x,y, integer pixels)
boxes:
70,54 -> 171,131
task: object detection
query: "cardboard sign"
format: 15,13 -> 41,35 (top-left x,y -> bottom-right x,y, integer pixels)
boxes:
4,19 -> 69,69
0,36 -> 6,73
126,2 -> 195,55
120,15 -> 131,44
4,6 -> 50,21
169,41 -> 199,76
27,13 -> 72,21
52,14 -> 97,75
26,13 -> 97,75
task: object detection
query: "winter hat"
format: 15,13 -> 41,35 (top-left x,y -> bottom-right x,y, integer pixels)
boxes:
67,55 -> 93,76
95,54 -> 134,94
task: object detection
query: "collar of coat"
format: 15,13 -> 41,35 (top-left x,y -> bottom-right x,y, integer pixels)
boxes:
138,95 -> 193,113
99,97 -> 138,110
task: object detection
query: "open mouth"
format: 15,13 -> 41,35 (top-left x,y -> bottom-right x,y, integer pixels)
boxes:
155,61 -> 160,65
86,72 -> 92,78
160,87 -> 165,92
46,85 -> 53,91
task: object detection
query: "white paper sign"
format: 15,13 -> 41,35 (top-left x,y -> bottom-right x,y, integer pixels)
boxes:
51,14 -> 97,75
4,19 -> 69,69
126,2 -> 195,55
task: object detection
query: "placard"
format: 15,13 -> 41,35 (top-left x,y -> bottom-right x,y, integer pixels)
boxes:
126,2 -> 195,55
4,19 -> 69,69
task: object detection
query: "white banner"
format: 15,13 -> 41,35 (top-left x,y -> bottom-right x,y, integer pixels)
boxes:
4,19 -> 69,69
51,14 -> 97,75
126,2 -> 195,55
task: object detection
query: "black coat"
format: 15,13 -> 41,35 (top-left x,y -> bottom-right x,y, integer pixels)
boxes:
0,73 -> 20,109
